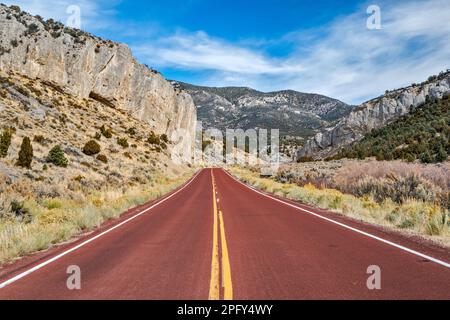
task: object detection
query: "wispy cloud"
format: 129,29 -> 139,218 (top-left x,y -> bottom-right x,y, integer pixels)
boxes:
284,0 -> 450,103
134,0 -> 450,104
3,0 -> 450,104
133,31 -> 303,75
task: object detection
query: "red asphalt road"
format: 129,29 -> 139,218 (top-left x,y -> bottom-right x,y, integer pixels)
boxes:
0,168 -> 450,300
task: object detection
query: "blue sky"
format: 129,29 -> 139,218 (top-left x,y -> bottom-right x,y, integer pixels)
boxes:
3,0 -> 450,104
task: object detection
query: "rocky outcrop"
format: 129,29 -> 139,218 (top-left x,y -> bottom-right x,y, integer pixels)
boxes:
174,81 -> 353,139
296,71 -> 450,160
0,4 -> 196,148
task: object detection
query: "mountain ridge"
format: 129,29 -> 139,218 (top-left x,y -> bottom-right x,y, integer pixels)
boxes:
173,81 -> 354,142
295,70 -> 450,161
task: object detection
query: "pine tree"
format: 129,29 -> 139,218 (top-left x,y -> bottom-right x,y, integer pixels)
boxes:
0,129 -> 12,158
16,137 -> 33,168
436,145 -> 448,162
420,151 -> 433,164
47,145 -> 68,167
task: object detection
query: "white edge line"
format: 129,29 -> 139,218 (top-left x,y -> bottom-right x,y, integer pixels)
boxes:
0,170 -> 203,289
223,170 -> 450,270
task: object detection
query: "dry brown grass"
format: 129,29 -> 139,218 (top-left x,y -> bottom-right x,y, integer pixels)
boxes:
231,165 -> 450,247
0,71 -> 195,264
276,159 -> 449,209
334,160 -> 450,190
0,170 -> 194,264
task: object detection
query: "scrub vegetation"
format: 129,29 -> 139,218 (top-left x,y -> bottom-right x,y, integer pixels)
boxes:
0,72 -> 194,264
0,171 -> 193,264
230,161 -> 450,246
331,94 -> 449,163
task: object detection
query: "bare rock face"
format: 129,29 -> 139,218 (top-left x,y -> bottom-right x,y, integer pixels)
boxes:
0,4 -> 196,148
296,72 -> 450,160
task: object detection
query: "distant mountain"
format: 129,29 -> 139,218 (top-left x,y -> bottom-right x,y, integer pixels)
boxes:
173,82 -> 354,140
296,71 -> 450,161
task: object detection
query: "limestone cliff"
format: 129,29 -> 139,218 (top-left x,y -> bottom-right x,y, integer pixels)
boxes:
0,4 -> 196,148
296,71 -> 450,160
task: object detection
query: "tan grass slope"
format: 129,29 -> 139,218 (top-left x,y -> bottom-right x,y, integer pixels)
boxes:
0,71 -> 194,264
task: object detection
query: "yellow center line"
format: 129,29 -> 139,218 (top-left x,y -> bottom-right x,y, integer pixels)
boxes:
209,171 -> 220,300
219,210 -> 233,300
209,170 -> 233,300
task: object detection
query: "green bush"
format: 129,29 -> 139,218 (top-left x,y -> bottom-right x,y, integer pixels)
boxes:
436,146 -> 448,162
117,137 -> 129,149
11,200 -> 29,220
0,129 -> 12,158
82,140 -> 101,156
126,127 -> 137,136
100,125 -> 112,139
147,131 -> 160,145
16,137 -> 33,168
161,134 -> 169,143
33,135 -> 45,144
124,152 -> 132,159
96,154 -> 108,164
47,145 -> 68,167
0,89 -> 7,98
10,5 -> 21,13
25,23 -> 39,36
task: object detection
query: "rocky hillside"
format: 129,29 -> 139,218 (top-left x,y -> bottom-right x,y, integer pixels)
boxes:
0,70 -> 196,263
330,94 -> 449,163
0,71 -> 185,186
0,4 -> 196,150
296,71 -> 450,160
173,82 -> 353,140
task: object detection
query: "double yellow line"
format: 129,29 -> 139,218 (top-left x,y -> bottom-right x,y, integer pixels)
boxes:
209,170 -> 233,300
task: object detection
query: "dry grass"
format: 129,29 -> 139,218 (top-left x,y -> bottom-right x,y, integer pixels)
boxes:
334,160 -> 449,190
230,166 -> 450,246
277,159 -> 449,209
0,171 -> 194,264
0,71 -> 195,264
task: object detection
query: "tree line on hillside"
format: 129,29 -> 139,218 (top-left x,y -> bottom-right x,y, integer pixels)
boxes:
328,94 -> 450,164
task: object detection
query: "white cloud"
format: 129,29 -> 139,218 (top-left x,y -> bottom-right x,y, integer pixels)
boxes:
285,0 -> 450,103
3,0 -> 449,104
133,31 -> 303,75
134,0 -> 450,104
